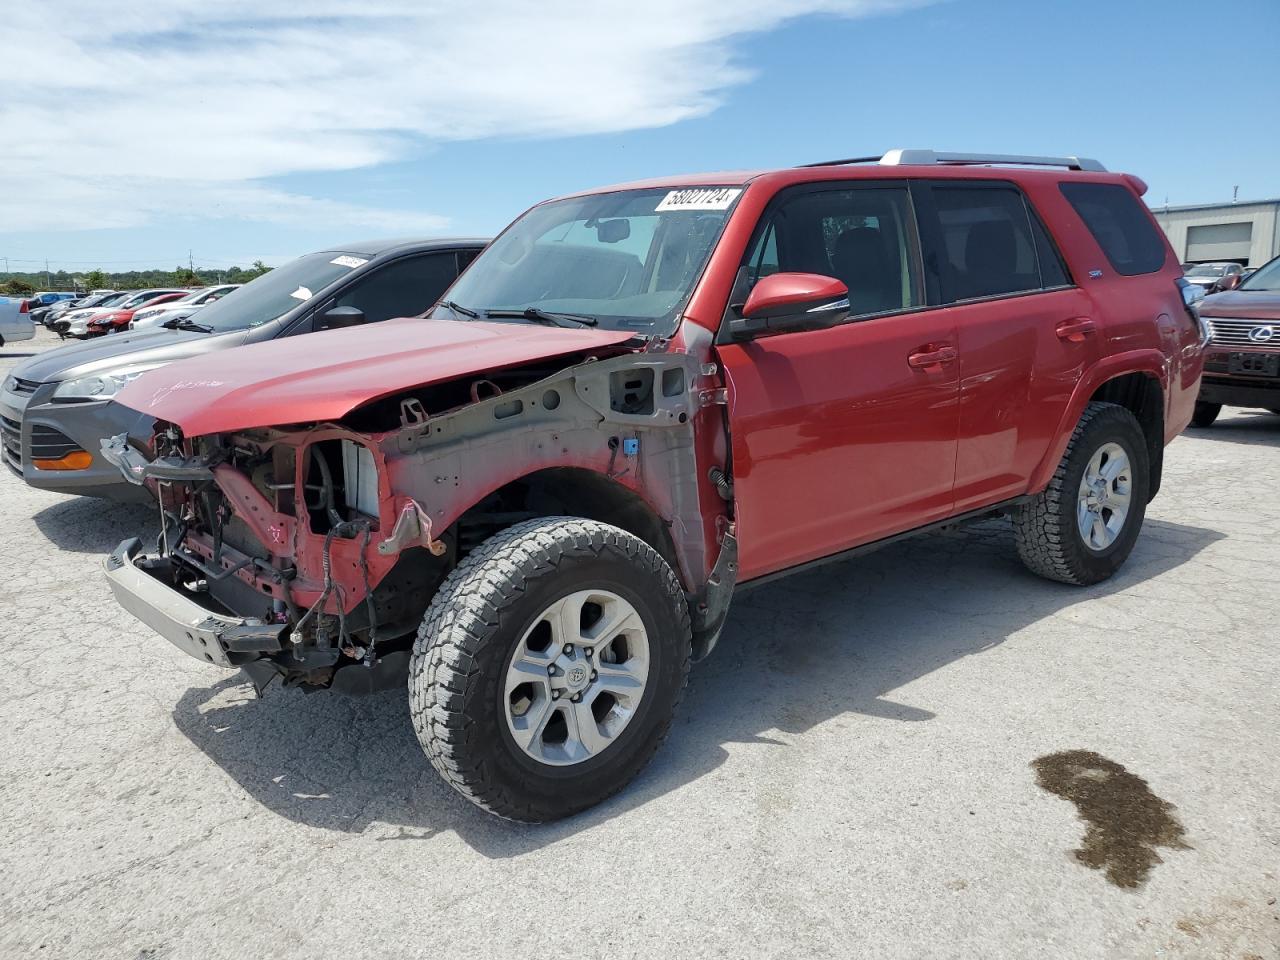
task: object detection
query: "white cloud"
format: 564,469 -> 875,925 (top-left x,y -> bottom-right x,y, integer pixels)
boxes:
2,0 -> 924,233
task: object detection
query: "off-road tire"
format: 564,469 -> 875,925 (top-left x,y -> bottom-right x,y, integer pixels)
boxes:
1013,402 -> 1149,586
1190,401 -> 1221,427
409,517 -> 691,822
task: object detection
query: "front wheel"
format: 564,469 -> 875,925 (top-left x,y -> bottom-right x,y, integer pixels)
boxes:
1190,401 -> 1221,427
409,517 -> 691,822
1013,402 -> 1149,586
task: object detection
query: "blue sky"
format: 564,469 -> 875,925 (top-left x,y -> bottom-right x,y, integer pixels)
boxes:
4,0 -> 1278,273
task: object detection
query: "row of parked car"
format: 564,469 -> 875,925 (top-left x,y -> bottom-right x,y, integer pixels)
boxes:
44,284 -> 242,337
3,148 -> 1276,825
0,285 -> 245,346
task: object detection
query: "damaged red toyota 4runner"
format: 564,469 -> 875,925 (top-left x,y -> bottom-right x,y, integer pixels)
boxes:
103,150 -> 1206,822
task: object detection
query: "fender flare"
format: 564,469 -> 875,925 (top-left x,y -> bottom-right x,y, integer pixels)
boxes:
1027,349 -> 1168,494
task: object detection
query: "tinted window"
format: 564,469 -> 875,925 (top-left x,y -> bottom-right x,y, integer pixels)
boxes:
1060,182 -> 1166,276
334,252 -> 460,322
1028,209 -> 1071,288
930,186 -> 1042,302
746,186 -> 922,318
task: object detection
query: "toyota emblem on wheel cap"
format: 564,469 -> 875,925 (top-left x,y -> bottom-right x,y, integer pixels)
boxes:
1248,325 -> 1276,343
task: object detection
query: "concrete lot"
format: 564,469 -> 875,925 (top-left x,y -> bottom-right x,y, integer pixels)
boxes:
1,327 -> 1278,959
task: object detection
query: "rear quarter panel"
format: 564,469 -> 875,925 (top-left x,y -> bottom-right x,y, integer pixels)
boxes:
1022,177 -> 1201,487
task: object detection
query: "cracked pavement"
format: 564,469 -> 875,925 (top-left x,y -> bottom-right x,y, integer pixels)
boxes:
2,328 -> 1278,959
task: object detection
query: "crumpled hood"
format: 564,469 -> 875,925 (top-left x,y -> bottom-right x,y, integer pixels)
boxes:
115,317 -> 636,435
1197,288 -> 1280,319
13,327 -> 242,384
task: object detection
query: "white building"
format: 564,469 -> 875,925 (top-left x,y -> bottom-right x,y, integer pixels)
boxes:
1150,198 -> 1280,267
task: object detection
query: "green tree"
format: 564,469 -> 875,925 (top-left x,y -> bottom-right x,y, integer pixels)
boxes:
84,269 -> 109,290
173,266 -> 201,287
1,278 -> 34,296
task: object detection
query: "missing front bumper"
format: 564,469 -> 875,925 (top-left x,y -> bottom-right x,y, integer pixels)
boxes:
104,538 -> 285,668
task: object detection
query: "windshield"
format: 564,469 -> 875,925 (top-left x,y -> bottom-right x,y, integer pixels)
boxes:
434,186 -> 741,333
1186,263 -> 1228,277
187,252 -> 371,332
1239,256 -> 1280,291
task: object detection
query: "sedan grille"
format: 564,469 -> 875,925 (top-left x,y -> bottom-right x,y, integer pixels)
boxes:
1,414 -> 22,469
0,416 -> 85,469
1204,317 -> 1280,348
29,425 -> 83,462
6,377 -> 40,396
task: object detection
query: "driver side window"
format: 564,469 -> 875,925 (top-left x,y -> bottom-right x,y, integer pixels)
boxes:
333,252 -> 461,323
744,186 -> 923,319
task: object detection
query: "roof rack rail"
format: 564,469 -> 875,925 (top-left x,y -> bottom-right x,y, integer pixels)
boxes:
802,150 -> 1107,173
798,155 -> 884,168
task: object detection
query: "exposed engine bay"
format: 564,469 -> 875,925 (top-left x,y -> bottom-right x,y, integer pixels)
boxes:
103,348 -> 735,694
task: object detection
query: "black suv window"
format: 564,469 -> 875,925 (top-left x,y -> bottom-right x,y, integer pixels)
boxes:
333,252 -> 461,323
927,185 -> 1048,302
1059,182 -> 1167,276
744,185 -> 923,319
1028,209 -> 1071,288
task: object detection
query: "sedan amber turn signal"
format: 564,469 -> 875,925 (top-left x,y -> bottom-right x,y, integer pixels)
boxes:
33,451 -> 93,471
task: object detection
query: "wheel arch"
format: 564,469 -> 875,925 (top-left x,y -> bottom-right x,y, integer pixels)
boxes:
1087,372 -> 1165,503
1029,351 -> 1167,501
454,467 -> 684,585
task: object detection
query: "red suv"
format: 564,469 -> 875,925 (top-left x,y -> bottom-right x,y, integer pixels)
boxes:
101,150 -> 1204,821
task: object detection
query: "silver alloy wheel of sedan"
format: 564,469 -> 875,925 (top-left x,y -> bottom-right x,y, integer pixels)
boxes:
1076,441 -> 1132,551
504,589 -> 650,766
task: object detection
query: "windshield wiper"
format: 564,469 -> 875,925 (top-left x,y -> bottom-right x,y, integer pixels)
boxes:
484,307 -> 598,328
437,299 -> 479,319
162,318 -> 213,333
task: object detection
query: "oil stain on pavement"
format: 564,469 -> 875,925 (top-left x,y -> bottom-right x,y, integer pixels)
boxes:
1033,749 -> 1190,888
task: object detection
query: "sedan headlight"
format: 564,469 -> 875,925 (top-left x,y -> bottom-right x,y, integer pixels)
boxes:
133,308 -> 163,322
52,365 -> 163,402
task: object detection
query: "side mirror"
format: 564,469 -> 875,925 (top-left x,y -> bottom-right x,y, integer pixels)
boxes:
317,305 -> 367,331
728,272 -> 850,340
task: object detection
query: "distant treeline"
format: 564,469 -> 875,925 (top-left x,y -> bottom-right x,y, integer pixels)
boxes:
0,261 -> 272,296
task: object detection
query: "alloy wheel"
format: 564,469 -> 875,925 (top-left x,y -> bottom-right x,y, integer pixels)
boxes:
1076,441 -> 1132,551
504,589 -> 650,766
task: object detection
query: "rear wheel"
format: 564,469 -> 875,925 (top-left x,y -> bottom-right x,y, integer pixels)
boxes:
1013,402 -> 1149,586
1190,401 -> 1221,427
409,517 -> 691,822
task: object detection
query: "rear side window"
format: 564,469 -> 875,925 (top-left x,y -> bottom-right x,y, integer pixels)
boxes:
1028,211 -> 1071,288
1059,182 -> 1166,276
929,185 -> 1043,302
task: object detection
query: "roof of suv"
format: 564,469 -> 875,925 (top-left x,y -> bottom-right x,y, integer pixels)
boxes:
332,236 -> 490,258
557,150 -> 1138,201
